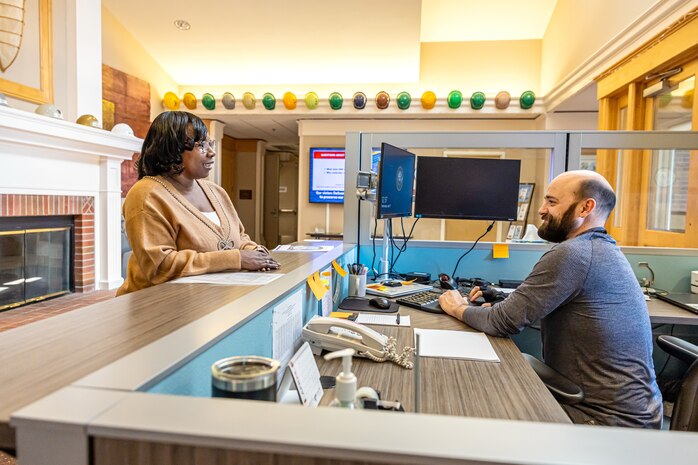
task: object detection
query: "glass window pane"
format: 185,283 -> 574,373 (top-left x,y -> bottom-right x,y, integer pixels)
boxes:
648,76 -> 694,232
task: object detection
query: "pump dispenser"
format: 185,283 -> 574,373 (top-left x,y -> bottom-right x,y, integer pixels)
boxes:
323,348 -> 357,409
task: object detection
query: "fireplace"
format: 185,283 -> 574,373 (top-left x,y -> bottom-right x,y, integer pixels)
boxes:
0,216 -> 73,311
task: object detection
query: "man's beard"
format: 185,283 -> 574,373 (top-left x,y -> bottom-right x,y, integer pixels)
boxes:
538,202 -> 579,243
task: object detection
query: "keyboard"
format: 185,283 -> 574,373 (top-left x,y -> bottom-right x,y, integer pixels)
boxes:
396,288 -> 472,314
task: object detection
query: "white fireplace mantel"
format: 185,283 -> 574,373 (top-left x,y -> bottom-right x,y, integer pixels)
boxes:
0,105 -> 144,290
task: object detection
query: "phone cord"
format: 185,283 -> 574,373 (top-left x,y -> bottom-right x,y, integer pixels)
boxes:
363,336 -> 415,369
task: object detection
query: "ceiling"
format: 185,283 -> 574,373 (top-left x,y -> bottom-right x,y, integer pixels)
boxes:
103,0 -> 563,148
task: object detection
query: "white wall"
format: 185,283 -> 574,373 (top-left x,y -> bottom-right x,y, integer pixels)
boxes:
101,6 -> 179,121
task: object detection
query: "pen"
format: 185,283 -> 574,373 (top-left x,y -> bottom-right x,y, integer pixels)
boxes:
396,313 -> 401,325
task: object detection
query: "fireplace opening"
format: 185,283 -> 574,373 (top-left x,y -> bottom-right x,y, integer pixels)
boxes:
0,216 -> 74,311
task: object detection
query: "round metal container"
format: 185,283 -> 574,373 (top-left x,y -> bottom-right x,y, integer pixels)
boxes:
211,356 -> 279,401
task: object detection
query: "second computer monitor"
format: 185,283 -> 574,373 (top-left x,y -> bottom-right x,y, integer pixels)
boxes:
414,157 -> 521,221
376,143 -> 416,219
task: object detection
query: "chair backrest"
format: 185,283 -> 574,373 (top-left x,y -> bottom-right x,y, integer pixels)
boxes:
671,359 -> 698,432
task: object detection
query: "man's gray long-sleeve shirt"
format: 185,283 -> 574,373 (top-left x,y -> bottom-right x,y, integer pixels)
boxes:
463,229 -> 662,428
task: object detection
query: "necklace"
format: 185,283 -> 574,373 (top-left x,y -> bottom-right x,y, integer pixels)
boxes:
144,176 -> 235,250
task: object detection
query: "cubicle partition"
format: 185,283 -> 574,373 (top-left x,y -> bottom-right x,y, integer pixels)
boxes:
6,131 -> 698,465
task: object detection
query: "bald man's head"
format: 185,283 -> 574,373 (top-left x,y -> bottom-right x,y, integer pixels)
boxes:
557,170 -> 616,220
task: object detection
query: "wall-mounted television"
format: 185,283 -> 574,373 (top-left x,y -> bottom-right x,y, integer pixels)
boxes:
309,148 -> 345,204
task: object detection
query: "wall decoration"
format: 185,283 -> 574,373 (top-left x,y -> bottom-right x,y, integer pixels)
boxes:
305,91 -> 319,109
328,92 -> 342,110
0,0 -> 52,104
242,92 -> 256,109
282,91 -> 296,110
163,91 -> 180,110
421,91 -> 436,109
519,90 -> 535,109
202,93 -> 216,110
111,123 -> 134,136
508,182 -> 535,240
352,92 -> 366,109
495,91 -> 511,109
76,114 -> 101,128
396,91 -> 411,110
34,103 -> 63,119
375,91 -> 390,109
262,92 -> 276,110
447,90 -> 462,109
183,92 -> 197,109
470,91 -> 485,110
222,92 -> 236,109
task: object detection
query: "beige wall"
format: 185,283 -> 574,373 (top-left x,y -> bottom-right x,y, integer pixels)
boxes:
541,0 -> 657,94
101,6 -> 178,121
298,118 -> 543,241
420,40 -> 542,95
234,150 -> 259,239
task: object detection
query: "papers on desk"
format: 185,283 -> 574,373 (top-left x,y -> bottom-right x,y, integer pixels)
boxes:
169,272 -> 283,285
414,329 -> 500,362
356,314 -> 411,327
273,244 -> 335,252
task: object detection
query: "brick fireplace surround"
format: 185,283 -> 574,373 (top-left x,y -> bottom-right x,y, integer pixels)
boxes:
0,194 -> 96,293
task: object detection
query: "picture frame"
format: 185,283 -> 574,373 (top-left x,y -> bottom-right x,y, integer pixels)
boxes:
506,224 -> 516,240
517,204 -> 528,222
0,0 -> 53,104
518,183 -> 534,202
514,225 -> 523,239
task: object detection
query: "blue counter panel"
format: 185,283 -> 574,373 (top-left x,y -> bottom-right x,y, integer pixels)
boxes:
145,308 -> 273,398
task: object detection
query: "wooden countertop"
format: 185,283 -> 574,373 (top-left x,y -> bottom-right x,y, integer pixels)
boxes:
0,243 -> 349,448
317,307 -> 571,423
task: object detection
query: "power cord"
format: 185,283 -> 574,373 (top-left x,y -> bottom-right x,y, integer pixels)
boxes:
451,221 -> 495,279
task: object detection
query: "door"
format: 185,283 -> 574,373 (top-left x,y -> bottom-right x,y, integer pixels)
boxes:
263,152 -> 280,248
277,153 -> 299,244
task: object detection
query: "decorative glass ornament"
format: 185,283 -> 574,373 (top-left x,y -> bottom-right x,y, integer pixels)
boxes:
305,92 -> 319,109
163,92 -> 180,110
495,91 -> 511,109
282,92 -> 297,110
375,91 -> 390,110
262,93 -> 276,110
447,90 -> 462,109
329,92 -> 343,110
242,92 -> 256,109
421,91 -> 436,110
396,92 -> 411,110
222,92 -> 236,109
519,90 -> 536,110
470,92 -> 486,110
202,93 -> 216,110
352,92 -> 367,110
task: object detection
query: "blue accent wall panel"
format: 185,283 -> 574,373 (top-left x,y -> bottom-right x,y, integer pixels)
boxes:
146,308 -> 273,398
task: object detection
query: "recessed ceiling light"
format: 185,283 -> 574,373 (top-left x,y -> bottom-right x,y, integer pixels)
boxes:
174,19 -> 191,31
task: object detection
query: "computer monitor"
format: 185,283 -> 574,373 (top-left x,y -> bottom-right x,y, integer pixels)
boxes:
376,143 -> 416,219
414,157 -> 521,221
309,147 -> 345,204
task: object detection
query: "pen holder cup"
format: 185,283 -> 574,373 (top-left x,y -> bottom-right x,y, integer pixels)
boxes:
349,274 -> 367,297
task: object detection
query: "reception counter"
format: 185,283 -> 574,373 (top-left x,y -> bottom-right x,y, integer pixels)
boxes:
4,242 -> 698,465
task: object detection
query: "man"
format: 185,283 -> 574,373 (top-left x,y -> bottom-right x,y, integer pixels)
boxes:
439,170 -> 662,428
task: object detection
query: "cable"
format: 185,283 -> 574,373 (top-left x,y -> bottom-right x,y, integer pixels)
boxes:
370,215 -> 378,280
451,221 -> 495,279
390,217 -> 420,273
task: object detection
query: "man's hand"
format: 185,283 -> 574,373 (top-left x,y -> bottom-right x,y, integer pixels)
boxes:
240,250 -> 280,272
438,290 -> 468,320
469,286 -> 492,308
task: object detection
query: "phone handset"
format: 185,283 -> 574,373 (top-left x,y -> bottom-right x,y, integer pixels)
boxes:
302,316 -> 388,359
302,316 -> 415,369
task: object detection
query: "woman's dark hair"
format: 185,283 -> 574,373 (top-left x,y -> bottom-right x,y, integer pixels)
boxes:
136,111 -> 208,179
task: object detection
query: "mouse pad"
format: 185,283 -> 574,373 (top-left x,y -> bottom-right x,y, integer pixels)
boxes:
338,297 -> 398,313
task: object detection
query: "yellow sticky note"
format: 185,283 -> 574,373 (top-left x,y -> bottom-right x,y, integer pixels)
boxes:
493,243 -> 509,259
330,311 -> 353,319
400,278 -> 417,285
332,260 -> 347,277
307,272 -> 328,300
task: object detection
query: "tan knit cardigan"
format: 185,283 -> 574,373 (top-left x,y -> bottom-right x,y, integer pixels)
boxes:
117,176 -> 258,296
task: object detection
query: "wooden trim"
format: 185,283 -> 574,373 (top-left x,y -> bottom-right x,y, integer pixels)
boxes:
0,0 -> 53,104
597,10 -> 698,98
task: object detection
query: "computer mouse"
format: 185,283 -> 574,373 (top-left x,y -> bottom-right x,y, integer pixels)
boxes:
369,297 -> 392,309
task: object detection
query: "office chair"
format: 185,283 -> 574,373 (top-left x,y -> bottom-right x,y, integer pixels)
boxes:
521,353 -> 584,405
656,335 -> 698,432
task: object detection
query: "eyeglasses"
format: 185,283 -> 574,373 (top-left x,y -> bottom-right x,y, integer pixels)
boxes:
195,139 -> 216,153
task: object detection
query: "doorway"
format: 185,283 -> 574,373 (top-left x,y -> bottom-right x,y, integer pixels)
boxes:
263,152 -> 299,248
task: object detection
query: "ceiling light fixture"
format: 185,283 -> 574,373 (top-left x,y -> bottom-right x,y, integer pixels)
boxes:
174,19 -> 191,31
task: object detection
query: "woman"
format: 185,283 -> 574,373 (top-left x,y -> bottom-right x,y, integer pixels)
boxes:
117,111 -> 279,296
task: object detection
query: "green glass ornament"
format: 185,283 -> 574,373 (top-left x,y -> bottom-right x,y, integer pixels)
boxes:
201,93 -> 216,110
447,90 -> 463,109
470,91 -> 486,110
262,93 -> 276,110
519,90 -> 536,109
329,92 -> 343,110
396,92 -> 411,110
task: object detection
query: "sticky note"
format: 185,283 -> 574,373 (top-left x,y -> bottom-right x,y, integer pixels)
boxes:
330,311 -> 353,319
307,273 -> 328,300
493,243 -> 509,259
332,260 -> 347,277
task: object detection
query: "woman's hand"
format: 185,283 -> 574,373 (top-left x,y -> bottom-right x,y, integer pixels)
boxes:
240,250 -> 280,272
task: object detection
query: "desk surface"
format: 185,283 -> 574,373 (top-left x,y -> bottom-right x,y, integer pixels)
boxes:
647,296 -> 698,325
316,307 -> 571,423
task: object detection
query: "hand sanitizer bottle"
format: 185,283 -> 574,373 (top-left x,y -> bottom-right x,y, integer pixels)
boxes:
323,348 -> 357,409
